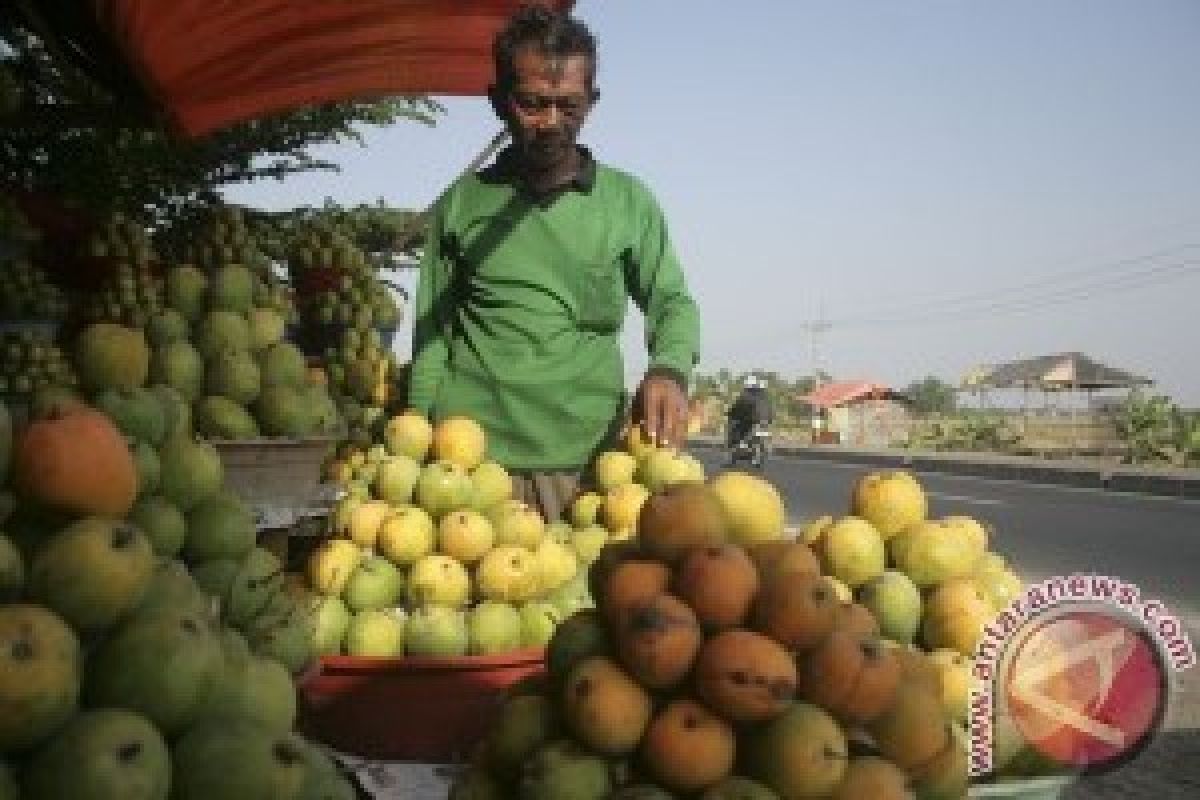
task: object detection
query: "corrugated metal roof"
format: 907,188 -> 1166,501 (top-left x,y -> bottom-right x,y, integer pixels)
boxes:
803,380 -> 894,409
979,352 -> 1152,390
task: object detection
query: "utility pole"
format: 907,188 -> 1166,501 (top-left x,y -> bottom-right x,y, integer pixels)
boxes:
801,311 -> 831,387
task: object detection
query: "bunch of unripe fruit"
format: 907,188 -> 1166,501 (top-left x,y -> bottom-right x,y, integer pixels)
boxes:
0,329 -> 76,400
0,397 -> 357,800
306,412 -> 591,660
0,256 -> 69,322
79,260 -> 165,328
322,327 -> 404,420
452,476 -> 973,799
81,212 -> 156,266
288,225 -> 402,332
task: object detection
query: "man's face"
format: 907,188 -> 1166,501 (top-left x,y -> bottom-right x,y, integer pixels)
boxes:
500,46 -> 595,170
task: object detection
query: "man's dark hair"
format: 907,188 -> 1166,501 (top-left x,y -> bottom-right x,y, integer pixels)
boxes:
493,5 -> 597,90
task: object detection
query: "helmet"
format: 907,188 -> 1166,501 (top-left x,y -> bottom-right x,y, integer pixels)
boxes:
743,375 -> 758,388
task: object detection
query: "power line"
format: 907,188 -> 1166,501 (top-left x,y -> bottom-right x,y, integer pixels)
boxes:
832,242 -> 1200,321
832,257 -> 1200,327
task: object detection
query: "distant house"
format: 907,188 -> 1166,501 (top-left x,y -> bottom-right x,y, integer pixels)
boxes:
801,381 -> 910,447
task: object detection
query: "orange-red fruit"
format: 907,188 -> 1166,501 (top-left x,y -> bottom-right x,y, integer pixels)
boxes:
587,540 -> 644,601
749,539 -> 821,581
890,645 -> 942,698
693,629 -> 797,723
833,603 -> 880,637
600,558 -> 672,626
15,406 -> 138,516
673,544 -> 761,631
800,632 -> 901,725
614,593 -> 703,690
563,656 -> 654,755
636,482 -> 728,562
831,756 -> 914,800
640,698 -> 736,793
751,570 -> 840,652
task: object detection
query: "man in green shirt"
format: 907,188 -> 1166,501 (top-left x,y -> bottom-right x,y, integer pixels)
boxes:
408,6 -> 700,520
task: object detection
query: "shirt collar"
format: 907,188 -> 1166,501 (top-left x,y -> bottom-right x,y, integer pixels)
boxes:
485,145 -> 597,198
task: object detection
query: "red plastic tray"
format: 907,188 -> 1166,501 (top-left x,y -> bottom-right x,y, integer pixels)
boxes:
296,648 -> 546,762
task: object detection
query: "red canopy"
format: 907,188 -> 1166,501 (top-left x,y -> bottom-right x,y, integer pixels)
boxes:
93,0 -> 573,138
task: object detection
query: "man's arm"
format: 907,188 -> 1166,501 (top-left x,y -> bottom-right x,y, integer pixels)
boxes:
625,184 -> 701,447
407,208 -> 453,416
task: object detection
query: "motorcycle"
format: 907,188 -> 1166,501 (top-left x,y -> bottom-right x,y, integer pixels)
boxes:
729,423 -> 771,468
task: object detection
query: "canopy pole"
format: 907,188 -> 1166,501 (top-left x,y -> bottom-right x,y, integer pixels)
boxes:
392,129 -> 510,258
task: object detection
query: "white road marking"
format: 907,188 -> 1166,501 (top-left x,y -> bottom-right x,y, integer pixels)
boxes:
928,491 -> 1004,506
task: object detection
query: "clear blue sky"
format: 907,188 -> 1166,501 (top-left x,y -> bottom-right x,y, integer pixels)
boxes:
224,0 -> 1200,404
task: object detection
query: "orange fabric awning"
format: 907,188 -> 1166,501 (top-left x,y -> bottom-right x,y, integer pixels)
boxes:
92,0 -> 573,138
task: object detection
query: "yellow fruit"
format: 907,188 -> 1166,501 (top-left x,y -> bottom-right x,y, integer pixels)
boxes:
709,471 -> 785,546
941,515 -> 989,555
377,507 -> 435,565
476,546 -> 540,604
798,514 -> 834,545
850,471 -> 927,539
533,537 -> 578,593
493,504 -> 545,549
928,649 -> 973,724
895,520 -> 977,587
593,450 -> 637,490
601,483 -> 650,534
818,516 -> 886,588
308,539 -> 363,595
347,500 -> 391,549
383,412 -> 433,461
431,416 -> 487,470
973,565 -> 1022,612
438,510 -> 495,564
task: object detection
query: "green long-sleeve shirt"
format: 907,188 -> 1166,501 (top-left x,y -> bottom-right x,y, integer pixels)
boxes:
408,149 -> 700,470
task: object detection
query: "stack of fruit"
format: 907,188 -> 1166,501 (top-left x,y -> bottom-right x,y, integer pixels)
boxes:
288,224 -> 402,334
0,256 -> 69,322
78,259 -> 165,329
80,212 -> 156,267
157,204 -> 295,323
567,432 -> 708,544
451,473 -> 974,799
141,256 -> 341,439
305,412 -> 591,659
322,327 -> 405,441
800,471 -> 1022,667
0,395 -> 357,799
0,329 -> 77,403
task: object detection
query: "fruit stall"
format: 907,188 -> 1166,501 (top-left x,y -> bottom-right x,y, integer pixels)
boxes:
0,3 -> 1083,800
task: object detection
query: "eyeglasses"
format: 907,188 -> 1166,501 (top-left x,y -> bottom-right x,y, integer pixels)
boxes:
509,90 -> 595,119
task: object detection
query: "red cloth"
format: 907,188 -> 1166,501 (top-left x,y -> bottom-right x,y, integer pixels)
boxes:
93,0 -> 573,138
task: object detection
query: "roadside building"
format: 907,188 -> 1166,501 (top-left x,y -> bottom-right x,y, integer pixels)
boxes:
802,380 -> 910,447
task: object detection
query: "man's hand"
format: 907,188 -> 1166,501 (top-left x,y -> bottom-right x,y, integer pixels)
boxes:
633,373 -> 689,449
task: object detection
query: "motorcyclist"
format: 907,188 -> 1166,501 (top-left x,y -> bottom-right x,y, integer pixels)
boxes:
726,374 -> 773,450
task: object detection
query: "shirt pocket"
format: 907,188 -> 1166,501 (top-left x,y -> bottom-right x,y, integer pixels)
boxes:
572,257 -> 626,333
